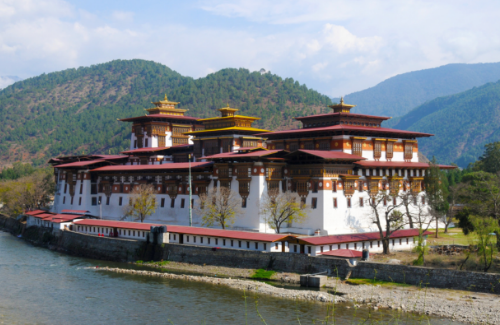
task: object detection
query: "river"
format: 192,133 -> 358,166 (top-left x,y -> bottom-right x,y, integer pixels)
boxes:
0,231 -> 463,325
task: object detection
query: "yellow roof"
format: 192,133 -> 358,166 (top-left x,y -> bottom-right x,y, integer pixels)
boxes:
197,115 -> 260,122
152,94 -> 180,106
185,126 -> 269,135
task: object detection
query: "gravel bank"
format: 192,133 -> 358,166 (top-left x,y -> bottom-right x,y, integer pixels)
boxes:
95,266 -> 500,324
93,266 -> 343,303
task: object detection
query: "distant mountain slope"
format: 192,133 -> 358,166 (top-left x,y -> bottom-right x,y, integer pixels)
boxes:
345,62 -> 500,118
0,59 -> 331,166
391,80 -> 500,167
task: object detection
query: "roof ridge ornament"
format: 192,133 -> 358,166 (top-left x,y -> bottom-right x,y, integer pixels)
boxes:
328,96 -> 356,113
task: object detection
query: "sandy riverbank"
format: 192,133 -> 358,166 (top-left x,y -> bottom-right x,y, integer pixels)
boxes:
96,265 -> 500,324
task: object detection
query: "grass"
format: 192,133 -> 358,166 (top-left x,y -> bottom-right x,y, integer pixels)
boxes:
345,278 -> 411,287
426,227 -> 477,246
251,268 -> 276,280
135,260 -> 170,266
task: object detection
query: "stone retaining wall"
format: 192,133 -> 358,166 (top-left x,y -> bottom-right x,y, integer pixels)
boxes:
1,215 -> 500,294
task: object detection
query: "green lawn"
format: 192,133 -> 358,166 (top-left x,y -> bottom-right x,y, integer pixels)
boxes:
426,227 -> 497,246
251,269 -> 276,280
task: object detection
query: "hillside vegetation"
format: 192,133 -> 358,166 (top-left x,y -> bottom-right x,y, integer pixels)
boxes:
345,62 -> 500,118
0,59 -> 331,166
390,80 -> 500,167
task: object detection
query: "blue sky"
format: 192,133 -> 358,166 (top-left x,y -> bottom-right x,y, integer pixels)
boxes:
1,0 -> 500,96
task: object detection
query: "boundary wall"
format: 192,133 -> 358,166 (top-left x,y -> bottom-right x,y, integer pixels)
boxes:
1,215 -> 499,294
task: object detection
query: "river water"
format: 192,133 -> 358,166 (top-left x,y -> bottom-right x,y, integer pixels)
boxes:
0,231 -> 462,325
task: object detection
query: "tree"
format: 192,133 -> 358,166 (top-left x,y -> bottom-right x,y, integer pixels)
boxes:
424,157 -> 450,238
366,191 -> 405,254
445,183 -> 465,233
476,142 -> 500,174
196,187 -> 241,229
470,216 -> 497,272
0,170 -> 55,216
260,190 -> 309,233
399,191 -> 417,229
122,184 -> 157,223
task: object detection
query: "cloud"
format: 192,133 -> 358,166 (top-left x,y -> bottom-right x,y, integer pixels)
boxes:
111,11 -> 134,22
1,0 -> 500,97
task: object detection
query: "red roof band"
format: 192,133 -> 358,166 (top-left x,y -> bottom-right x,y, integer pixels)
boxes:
121,144 -> 191,155
74,219 -> 163,231
256,125 -> 433,138
167,225 -> 290,242
300,229 -> 433,246
320,249 -> 364,258
91,162 -> 213,172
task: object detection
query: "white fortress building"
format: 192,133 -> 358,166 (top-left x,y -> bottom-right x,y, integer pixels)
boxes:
49,96 -> 454,235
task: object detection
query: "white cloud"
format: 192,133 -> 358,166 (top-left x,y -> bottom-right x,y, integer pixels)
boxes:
1,0 -> 500,97
111,11 -> 134,22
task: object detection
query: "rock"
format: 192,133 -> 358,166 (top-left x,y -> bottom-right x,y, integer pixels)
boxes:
387,259 -> 401,264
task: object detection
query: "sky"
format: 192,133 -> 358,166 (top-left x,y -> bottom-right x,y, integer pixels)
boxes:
1,0 -> 500,96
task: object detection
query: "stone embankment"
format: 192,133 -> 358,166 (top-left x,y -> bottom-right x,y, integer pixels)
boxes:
96,266 -> 500,325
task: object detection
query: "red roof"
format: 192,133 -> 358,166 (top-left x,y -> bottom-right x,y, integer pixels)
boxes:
296,112 -> 390,121
320,249 -> 363,258
121,144 -> 191,155
91,162 -> 213,172
354,161 -> 457,169
43,214 -> 83,223
290,149 -> 366,160
93,155 -> 129,160
74,219 -> 163,230
203,150 -> 283,160
24,210 -> 47,216
61,209 -> 89,215
299,229 -> 432,245
54,159 -> 107,168
119,114 -> 200,122
33,213 -> 55,219
257,125 -> 433,138
167,225 -> 290,242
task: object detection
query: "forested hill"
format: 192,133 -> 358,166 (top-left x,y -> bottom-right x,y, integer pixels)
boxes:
390,80 -> 500,167
0,59 -> 332,166
345,62 -> 500,118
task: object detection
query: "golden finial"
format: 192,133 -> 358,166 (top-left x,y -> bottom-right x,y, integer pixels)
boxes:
340,97 -> 344,105
227,102 -> 229,108
164,94 -> 168,101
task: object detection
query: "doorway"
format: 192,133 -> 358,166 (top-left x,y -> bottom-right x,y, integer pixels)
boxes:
300,244 -> 305,254
179,234 -> 184,244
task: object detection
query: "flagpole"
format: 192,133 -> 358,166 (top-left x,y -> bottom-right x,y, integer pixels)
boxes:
189,154 -> 192,226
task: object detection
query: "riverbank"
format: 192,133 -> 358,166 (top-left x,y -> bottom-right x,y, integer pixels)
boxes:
99,265 -> 500,324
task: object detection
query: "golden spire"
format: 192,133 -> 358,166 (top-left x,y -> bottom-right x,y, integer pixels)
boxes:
328,96 -> 355,113
164,94 -> 168,101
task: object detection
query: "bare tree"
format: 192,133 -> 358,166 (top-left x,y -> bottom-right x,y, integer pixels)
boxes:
122,184 -> 157,223
196,187 -> 241,229
260,190 -> 310,233
366,191 -> 406,254
445,183 -> 465,233
399,191 -> 417,228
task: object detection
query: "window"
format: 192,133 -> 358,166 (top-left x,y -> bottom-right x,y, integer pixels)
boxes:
194,236 -> 196,243
128,230 -> 131,236
337,244 -> 341,249
275,243 -> 278,250
307,246 -> 311,254
230,240 -> 234,247
92,197 -> 97,206
370,241 -> 373,248
399,238 -> 402,245
347,198 -> 351,208
181,199 -> 185,208
406,238 -> 409,244
201,237 -> 203,244
333,198 -> 337,208
264,243 -> 267,250
133,231 -> 136,236
161,198 -> 165,208
171,198 -> 175,208
216,238 -> 218,245
352,139 -> 363,156
332,181 -> 337,192
247,242 -> 250,249
191,199 -> 194,209
241,197 -> 247,208
393,197 -> 397,205
383,198 -> 387,206
320,246 -> 323,253
64,184 -> 67,194
71,197 -> 74,205
239,241 -> 242,248
392,239 -> 395,246
329,245 -> 332,251
79,184 -> 83,195
312,198 -> 317,209
145,138 -> 149,147
119,197 -> 123,206
377,241 -> 380,247
312,181 -> 318,193
354,243 -> 357,250
255,242 -> 258,249
294,245 -> 298,253
359,197 -> 364,207
63,196 -> 66,204
187,236 -> 189,242
222,239 -> 226,246
208,238 -> 210,244
422,196 -> 426,205
134,140 -> 137,148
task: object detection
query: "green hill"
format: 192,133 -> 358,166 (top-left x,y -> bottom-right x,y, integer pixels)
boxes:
0,59 -> 331,166
390,80 -> 500,167
345,62 -> 500,118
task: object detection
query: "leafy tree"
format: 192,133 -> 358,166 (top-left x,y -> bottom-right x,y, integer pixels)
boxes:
260,190 -> 310,233
122,184 -> 157,223
470,216 -> 497,272
196,187 -> 241,229
476,142 -> 500,174
424,157 -> 449,237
